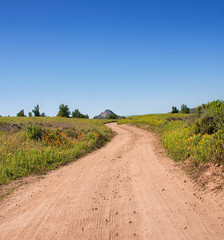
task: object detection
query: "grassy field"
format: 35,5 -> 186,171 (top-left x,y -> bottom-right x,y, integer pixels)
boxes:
0,117 -> 114,185
1,100 -> 223,185
119,100 -> 224,167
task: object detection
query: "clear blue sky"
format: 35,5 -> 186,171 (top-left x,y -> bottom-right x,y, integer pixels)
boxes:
0,0 -> 223,117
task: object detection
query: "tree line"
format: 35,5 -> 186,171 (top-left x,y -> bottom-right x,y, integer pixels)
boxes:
171,104 -> 190,114
171,104 -> 205,115
17,104 -> 89,119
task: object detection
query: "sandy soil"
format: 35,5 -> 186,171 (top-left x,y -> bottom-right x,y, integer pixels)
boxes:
0,123 -> 224,240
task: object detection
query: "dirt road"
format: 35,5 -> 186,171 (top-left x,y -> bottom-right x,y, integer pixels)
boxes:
0,123 -> 224,240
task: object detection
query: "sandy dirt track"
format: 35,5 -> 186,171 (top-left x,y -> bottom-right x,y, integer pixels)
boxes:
0,123 -> 224,240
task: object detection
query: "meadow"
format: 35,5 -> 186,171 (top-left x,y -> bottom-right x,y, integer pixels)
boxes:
0,117 -> 113,184
119,100 -> 224,167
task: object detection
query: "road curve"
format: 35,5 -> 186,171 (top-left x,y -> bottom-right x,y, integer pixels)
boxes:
0,123 -> 224,240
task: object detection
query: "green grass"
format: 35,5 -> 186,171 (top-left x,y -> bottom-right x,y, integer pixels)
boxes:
0,117 -> 114,185
119,111 -> 224,166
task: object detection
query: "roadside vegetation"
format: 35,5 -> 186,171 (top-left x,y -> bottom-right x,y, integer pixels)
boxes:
0,117 -> 113,185
119,100 -> 224,167
1,100 -> 223,185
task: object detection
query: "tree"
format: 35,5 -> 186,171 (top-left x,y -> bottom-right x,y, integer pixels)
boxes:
72,109 -> 89,119
17,109 -> 26,117
32,104 -> 40,117
40,112 -> 46,117
180,104 -> 190,114
72,109 -> 80,118
171,106 -> 179,113
57,104 -> 70,117
107,113 -> 118,119
28,112 -> 32,117
80,114 -> 89,119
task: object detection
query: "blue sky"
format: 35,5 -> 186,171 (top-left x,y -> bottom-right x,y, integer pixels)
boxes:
0,0 -> 223,117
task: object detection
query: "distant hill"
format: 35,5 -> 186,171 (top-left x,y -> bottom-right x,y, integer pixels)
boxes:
94,109 -> 118,119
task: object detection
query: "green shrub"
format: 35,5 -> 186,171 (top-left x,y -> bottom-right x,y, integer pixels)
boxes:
196,106 -> 203,116
204,100 -> 224,130
210,130 -> 224,164
27,124 -> 43,140
195,114 -> 216,135
194,100 -> 224,135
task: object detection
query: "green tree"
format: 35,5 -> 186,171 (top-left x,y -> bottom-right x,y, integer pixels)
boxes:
72,109 -> 89,118
180,104 -> 190,114
17,109 -> 26,117
80,113 -> 89,119
171,106 -> 179,113
40,112 -> 46,117
72,109 -> 80,118
28,112 -> 32,117
107,113 -> 118,119
57,104 -> 70,117
32,104 -> 40,117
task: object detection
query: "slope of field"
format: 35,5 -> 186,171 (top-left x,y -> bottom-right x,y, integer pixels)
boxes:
0,117 -> 113,185
119,104 -> 224,167
0,123 -> 223,240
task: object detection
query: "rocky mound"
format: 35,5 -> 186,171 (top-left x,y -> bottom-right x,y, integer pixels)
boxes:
94,109 -> 118,119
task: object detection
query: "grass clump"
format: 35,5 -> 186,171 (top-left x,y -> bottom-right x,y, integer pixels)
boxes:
27,124 -> 43,140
